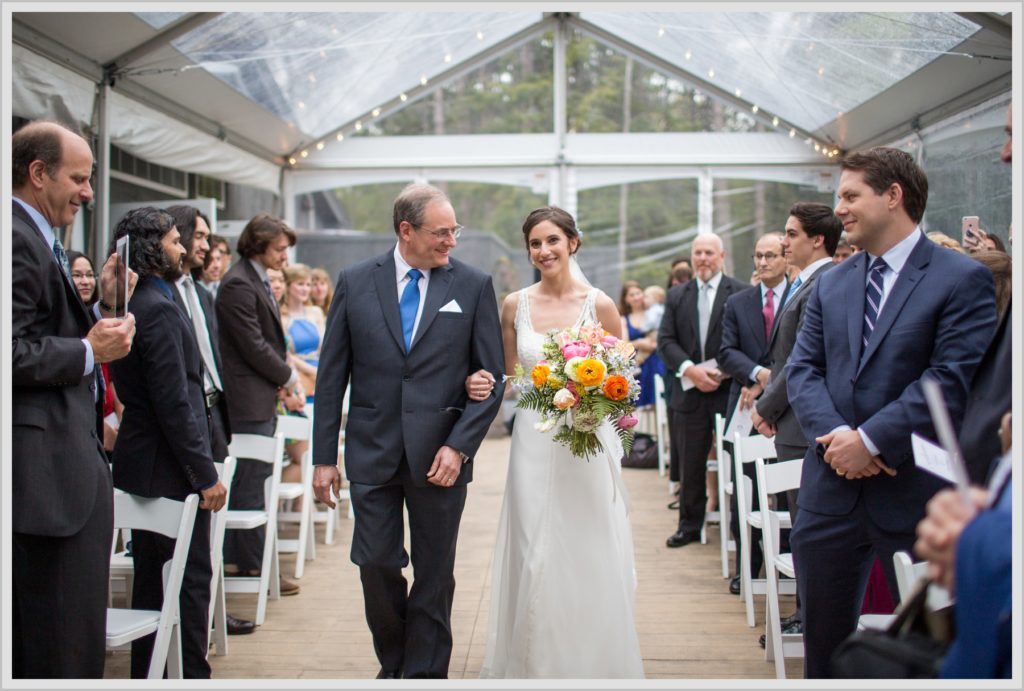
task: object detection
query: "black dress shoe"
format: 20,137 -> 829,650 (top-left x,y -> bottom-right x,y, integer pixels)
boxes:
780,612 -> 801,628
759,618 -> 803,649
376,670 -> 400,679
665,529 -> 699,548
729,575 -> 741,595
226,614 -> 256,635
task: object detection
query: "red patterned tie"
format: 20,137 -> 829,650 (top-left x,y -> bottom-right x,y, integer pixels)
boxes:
763,289 -> 775,341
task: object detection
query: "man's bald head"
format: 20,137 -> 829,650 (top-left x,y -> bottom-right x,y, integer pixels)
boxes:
691,233 -> 726,281
12,120 -> 87,190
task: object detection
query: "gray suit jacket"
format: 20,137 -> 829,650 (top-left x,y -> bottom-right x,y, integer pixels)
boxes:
755,261 -> 832,449
312,251 -> 504,486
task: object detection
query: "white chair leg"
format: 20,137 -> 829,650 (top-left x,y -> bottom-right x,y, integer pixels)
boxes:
165,624 -> 183,679
255,522 -> 277,626
293,497 -> 309,579
719,498 -> 731,579
305,493 -> 317,561
211,564 -> 228,656
742,522 -> 756,627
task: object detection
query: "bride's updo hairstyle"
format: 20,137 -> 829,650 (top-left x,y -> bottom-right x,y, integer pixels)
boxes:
522,206 -> 582,255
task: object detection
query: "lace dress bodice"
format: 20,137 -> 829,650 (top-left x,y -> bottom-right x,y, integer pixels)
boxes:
514,287 -> 599,370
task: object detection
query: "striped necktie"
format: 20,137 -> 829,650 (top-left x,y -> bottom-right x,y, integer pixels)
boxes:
863,257 -> 888,350
52,235 -> 71,278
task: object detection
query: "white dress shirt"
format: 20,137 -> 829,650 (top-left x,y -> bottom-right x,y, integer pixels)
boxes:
749,278 -> 787,382
394,244 -> 432,344
794,256 -> 834,292
678,271 -> 723,382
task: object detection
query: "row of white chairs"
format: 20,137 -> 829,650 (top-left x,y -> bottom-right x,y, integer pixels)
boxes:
107,400 -> 355,677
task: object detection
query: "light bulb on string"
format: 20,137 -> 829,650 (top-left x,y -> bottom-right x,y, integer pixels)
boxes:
300,150 -> 309,158
316,142 -> 324,151
400,93 -> 408,102
751,104 -> 759,114
734,88 -> 742,97
420,75 -> 428,86
789,128 -> 796,138
444,53 -> 452,63
658,26 -> 665,37
355,120 -> 362,131
817,66 -> 825,77
707,68 -> 715,78
813,143 -> 820,152
684,49 -> 692,60
297,100 -> 306,110
372,108 -> 381,117
476,30 -> 484,40
772,116 -> 779,127
288,157 -> 297,166
336,133 -> 344,141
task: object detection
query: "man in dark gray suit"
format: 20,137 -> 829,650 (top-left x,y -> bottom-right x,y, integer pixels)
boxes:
312,183 -> 504,679
751,201 -> 842,641
11,120 -> 136,677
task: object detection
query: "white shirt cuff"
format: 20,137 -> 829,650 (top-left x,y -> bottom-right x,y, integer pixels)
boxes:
857,428 -> 880,457
286,368 -> 299,388
678,360 -> 695,381
82,339 -> 95,377
829,425 -> 851,435
750,365 -> 764,382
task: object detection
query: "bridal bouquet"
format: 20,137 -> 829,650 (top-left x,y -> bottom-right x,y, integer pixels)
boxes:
511,322 -> 641,459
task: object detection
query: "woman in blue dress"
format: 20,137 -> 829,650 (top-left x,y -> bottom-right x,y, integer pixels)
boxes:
619,281 -> 664,409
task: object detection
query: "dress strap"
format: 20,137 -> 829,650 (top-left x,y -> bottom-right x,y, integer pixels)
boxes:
576,288 -> 600,327
515,288 -> 532,333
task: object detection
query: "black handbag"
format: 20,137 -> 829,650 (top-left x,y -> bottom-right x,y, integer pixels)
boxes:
830,578 -> 954,679
621,433 -> 658,469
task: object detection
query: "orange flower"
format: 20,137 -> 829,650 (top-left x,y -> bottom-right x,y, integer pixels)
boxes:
603,375 -> 630,401
531,364 -> 551,388
577,358 -> 606,387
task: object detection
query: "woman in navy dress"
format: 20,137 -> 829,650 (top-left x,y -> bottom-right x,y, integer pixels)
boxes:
619,281 -> 664,409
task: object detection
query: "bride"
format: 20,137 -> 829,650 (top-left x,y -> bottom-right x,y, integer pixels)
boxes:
467,206 -> 644,678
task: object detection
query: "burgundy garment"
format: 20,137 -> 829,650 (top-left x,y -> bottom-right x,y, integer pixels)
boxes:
860,556 -> 896,614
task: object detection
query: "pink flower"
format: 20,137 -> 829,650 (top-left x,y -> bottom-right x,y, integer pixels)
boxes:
600,335 -> 618,348
561,340 -> 590,360
616,413 -> 639,430
553,388 -> 576,410
555,330 -> 575,348
579,324 -> 603,345
565,381 -> 582,405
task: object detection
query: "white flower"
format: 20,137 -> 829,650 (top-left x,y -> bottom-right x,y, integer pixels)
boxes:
572,410 -> 600,433
553,388 -> 576,410
563,356 -> 584,383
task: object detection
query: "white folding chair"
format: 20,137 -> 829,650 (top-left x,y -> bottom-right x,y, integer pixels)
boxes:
734,431 -> 793,627
653,376 -> 669,479
223,433 -> 285,626
715,413 -> 736,579
207,457 -> 236,657
275,414 -> 316,578
106,492 -> 200,679
756,456 -> 804,678
857,551 -> 951,631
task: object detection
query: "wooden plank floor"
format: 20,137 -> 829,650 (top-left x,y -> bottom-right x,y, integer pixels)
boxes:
105,432 -> 802,680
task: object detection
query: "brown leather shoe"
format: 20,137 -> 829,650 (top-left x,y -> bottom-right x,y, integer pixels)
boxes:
280,577 -> 300,596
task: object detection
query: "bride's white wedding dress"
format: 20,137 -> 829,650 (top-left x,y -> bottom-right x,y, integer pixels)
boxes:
480,288 -> 645,679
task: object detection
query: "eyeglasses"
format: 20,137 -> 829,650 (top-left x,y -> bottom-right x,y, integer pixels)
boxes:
751,252 -> 780,262
414,224 -> 463,240
71,272 -> 96,280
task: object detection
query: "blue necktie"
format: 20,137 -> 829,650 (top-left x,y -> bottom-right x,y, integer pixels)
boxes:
863,257 -> 888,350
790,276 -> 802,293
52,235 -> 70,278
399,268 -> 423,352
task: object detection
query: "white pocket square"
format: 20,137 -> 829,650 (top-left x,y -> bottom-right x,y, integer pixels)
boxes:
439,300 -> 462,314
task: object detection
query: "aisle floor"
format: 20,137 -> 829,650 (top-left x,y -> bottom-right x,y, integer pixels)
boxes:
105,433 -> 802,681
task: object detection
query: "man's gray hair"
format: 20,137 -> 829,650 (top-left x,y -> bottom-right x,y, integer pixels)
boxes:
393,183 -> 450,234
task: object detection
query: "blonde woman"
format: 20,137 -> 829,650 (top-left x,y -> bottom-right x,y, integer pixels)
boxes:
310,266 -> 335,314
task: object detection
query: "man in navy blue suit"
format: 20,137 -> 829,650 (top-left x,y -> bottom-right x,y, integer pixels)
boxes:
785,147 -> 996,677
718,232 -> 789,593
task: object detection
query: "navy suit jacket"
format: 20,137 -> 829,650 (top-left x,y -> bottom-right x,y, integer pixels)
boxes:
718,281 -> 789,422
786,235 -> 996,532
312,251 -> 505,487
112,278 -> 219,499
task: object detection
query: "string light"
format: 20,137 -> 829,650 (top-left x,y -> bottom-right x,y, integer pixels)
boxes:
420,75 -> 428,86
444,53 -> 452,63
400,93 -> 408,102
734,88 -> 742,97
476,30 -> 484,40
336,133 -> 344,141
288,157 -> 296,165
751,104 -> 759,114
372,108 -> 381,117
832,149 -> 840,156
657,26 -> 665,37
772,116 -> 779,127
300,150 -> 309,158
707,68 -> 715,78
817,66 -> 825,77
684,49 -> 692,60
297,101 -> 306,110
316,141 -> 324,150
789,128 -> 796,138
354,120 -> 362,131
813,143 -> 821,152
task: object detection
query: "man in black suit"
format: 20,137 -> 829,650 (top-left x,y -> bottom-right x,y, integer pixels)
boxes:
109,207 -> 228,677
11,120 -> 136,678
165,205 -> 256,636
312,184 -> 505,678
751,202 -> 842,640
216,213 -> 303,594
718,232 -> 789,592
658,233 -> 747,547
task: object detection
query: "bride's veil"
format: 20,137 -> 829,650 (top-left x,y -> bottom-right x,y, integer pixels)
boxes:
569,255 -> 591,287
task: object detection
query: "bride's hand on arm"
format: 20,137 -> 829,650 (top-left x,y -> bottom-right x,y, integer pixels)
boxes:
465,369 -> 496,401
596,293 -> 623,339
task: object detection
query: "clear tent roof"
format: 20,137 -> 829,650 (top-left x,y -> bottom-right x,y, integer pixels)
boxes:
167,11 -> 541,140
583,12 -> 983,132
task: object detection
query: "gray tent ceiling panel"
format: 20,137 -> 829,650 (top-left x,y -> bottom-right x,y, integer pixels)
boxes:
16,12 -> 161,66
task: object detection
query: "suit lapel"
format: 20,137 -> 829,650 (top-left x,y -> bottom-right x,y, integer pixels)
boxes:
857,236 -> 930,376
845,252 -> 868,363
241,260 -> 285,341
373,255 -> 406,354
748,287 -> 767,353
410,264 -> 454,352
14,204 -> 92,326
683,281 -> 699,354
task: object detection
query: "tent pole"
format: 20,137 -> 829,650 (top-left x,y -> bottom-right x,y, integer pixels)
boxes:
94,80 -> 112,263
